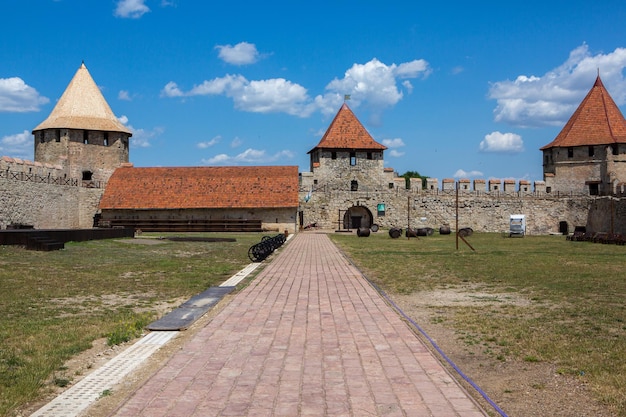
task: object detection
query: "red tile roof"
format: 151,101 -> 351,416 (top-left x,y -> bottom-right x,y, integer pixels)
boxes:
99,166 -> 299,210
541,76 -> 626,150
308,103 -> 387,153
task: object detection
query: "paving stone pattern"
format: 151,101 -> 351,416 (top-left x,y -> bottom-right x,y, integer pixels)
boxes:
112,233 -> 487,416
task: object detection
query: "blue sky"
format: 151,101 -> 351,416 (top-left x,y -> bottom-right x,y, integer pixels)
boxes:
3,1 -> 626,182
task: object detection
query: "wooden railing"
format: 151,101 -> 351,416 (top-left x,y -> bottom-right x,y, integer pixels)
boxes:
99,218 -> 263,233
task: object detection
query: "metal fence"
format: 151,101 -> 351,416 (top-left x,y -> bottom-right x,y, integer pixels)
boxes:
0,168 -> 101,188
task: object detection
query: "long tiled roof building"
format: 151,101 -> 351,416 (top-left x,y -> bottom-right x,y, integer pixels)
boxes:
100,166 -> 299,210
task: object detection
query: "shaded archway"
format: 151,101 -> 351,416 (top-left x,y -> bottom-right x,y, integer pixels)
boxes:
342,205 -> 374,230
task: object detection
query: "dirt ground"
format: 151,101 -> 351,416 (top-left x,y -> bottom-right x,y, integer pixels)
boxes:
20,288 -> 616,417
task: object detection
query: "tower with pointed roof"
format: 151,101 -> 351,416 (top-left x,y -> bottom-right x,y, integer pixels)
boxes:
307,103 -> 388,192
541,75 -> 626,195
32,63 -> 132,186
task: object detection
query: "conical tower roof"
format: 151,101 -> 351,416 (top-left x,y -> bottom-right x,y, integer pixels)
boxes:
541,75 -> 626,150
33,63 -> 131,134
308,103 -> 386,153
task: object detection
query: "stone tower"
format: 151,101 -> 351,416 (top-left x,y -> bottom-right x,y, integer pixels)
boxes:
541,75 -> 626,195
307,103 -> 388,192
32,63 -> 132,186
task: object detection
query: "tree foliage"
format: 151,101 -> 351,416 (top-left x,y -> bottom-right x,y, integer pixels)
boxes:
400,171 -> 428,188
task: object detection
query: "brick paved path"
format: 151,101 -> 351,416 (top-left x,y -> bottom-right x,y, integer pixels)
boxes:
112,233 -> 487,416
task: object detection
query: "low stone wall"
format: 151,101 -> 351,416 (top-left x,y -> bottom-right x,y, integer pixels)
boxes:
586,197 -> 626,235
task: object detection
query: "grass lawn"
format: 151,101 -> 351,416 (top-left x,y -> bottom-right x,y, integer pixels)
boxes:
329,232 -> 626,416
0,233 -> 264,417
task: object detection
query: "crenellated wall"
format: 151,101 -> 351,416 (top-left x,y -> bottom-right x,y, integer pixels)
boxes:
299,185 -> 592,235
0,156 -> 103,229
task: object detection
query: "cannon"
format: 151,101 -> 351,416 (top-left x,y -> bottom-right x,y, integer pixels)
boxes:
248,233 -> 287,262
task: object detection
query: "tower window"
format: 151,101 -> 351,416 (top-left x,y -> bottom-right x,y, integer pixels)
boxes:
39,132 -> 45,143
55,129 -> 61,142
367,152 -> 372,160
331,151 -> 337,160
350,152 -> 356,166
588,146 -> 594,157
612,144 -> 619,155
567,147 -> 574,158
83,130 -> 89,144
82,171 -> 93,181
351,180 -> 358,191
104,132 -> 109,146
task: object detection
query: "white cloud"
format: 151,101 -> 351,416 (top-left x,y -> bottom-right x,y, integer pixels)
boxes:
489,44 -> 626,127
231,137 -> 242,148
118,115 -> 162,148
382,138 -> 405,148
162,57 -> 430,119
161,81 -> 185,97
201,148 -> 294,165
382,138 -> 406,157
451,66 -> 464,75
388,149 -> 405,157
118,90 -> 131,101
0,130 -> 33,159
394,59 -> 431,78
197,135 -> 221,149
317,58 -> 431,116
215,42 -> 260,66
162,75 -> 315,117
454,169 -> 484,178
0,77 -> 49,112
114,0 -> 150,18
479,131 -> 524,153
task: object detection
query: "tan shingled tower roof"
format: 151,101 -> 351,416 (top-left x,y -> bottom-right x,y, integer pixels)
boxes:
308,103 -> 386,153
541,75 -> 626,150
33,63 -> 132,134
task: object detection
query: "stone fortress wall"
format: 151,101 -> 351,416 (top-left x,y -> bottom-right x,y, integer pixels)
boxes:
299,175 -> 593,235
0,156 -> 103,229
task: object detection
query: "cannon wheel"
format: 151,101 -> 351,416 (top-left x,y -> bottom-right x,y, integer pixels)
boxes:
248,244 -> 262,262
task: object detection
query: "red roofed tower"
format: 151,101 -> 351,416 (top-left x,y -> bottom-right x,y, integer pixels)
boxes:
541,75 -> 626,195
307,103 -> 388,192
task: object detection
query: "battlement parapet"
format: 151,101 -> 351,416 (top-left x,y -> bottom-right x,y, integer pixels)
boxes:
0,155 -> 98,188
1,156 -> 63,175
300,178 -> 577,197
